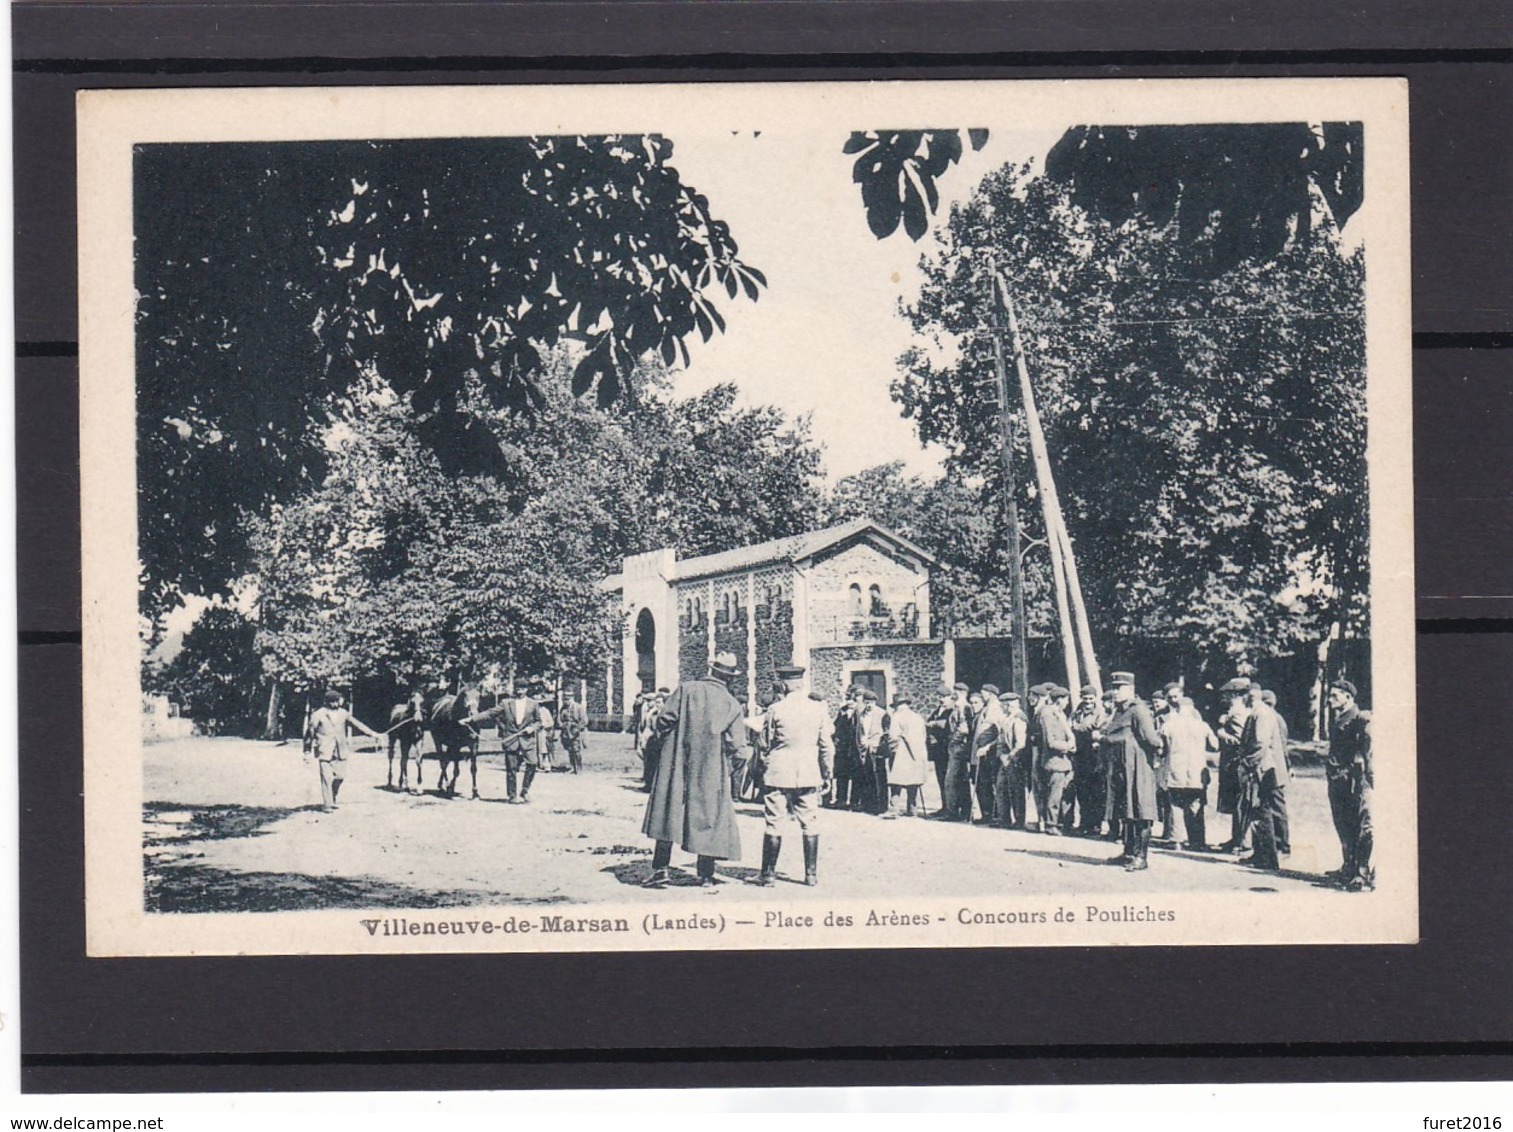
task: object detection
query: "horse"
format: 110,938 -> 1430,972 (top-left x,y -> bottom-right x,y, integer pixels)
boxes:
428,688 -> 482,799
386,692 -> 427,793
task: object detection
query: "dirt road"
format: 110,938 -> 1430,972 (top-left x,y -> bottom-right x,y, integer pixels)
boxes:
143,732 -> 1346,913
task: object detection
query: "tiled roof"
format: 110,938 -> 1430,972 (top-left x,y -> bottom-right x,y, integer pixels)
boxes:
600,519 -> 935,591
674,518 -> 933,582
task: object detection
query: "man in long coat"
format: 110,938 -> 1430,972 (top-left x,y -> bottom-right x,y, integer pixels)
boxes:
939,683 -> 974,820
828,687 -> 861,810
641,652 -> 748,889
884,692 -> 930,818
1101,671 -> 1163,870
1159,683 -> 1219,850
968,684 -> 1006,824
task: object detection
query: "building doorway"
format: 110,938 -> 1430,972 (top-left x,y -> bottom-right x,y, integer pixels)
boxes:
850,668 -> 888,707
635,608 -> 656,693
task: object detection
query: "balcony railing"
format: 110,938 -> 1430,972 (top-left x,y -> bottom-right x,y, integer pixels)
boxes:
813,610 -> 923,644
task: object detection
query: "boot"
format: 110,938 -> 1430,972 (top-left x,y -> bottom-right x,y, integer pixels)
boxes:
803,835 -> 819,886
643,840 -> 673,887
1125,824 -> 1150,871
697,855 -> 721,889
1110,823 -> 1132,865
753,835 -> 781,886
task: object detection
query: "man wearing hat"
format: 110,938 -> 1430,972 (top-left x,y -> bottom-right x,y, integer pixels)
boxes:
855,688 -> 886,814
1159,683 -> 1219,851
1239,682 -> 1290,870
641,652 -> 748,889
969,684 -> 1007,824
884,691 -> 930,819
941,683 -> 975,820
752,664 -> 833,885
994,691 -> 1029,828
1214,678 -> 1253,852
924,683 -> 958,810
1034,686 -> 1077,835
1101,672 -> 1163,870
827,686 -> 861,810
466,681 -> 545,802
1324,679 -> 1374,890
303,690 -> 383,810
1069,684 -> 1108,837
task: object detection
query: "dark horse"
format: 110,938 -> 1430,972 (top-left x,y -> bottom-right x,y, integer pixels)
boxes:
428,688 -> 481,799
386,691 -> 426,793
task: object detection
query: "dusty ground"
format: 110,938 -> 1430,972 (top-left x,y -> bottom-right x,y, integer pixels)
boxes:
143,732 -> 1349,913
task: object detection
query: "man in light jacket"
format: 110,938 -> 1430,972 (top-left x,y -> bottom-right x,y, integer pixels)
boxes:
1159,683 -> 1219,851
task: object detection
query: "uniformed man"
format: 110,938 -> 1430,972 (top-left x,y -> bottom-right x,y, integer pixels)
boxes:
1324,678 -> 1374,891
303,690 -> 382,811
1069,684 -> 1108,837
642,652 -> 749,889
1102,671 -> 1163,871
1149,687 -> 1175,844
752,664 -> 833,886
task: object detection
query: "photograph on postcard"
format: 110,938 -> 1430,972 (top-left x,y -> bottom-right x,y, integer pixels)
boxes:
77,79 -> 1416,955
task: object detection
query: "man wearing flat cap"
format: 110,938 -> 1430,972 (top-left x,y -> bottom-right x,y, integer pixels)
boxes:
1034,686 -> 1076,835
1324,679 -> 1374,890
924,683 -> 957,810
1070,684 -> 1109,837
641,652 -> 749,889
753,664 -> 833,886
969,684 -> 1006,824
1101,671 -> 1163,870
941,683 -> 975,820
994,691 -> 1029,828
1215,677 -> 1253,852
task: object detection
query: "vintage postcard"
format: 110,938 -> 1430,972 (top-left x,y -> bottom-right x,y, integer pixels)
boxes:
78,78 -> 1415,955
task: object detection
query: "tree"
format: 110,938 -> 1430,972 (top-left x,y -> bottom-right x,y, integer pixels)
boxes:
847,123 -> 1363,275
136,135 -> 765,614
896,158 -> 1367,667
152,604 -> 263,736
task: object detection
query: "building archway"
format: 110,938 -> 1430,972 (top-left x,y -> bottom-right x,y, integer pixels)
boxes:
635,608 -> 657,693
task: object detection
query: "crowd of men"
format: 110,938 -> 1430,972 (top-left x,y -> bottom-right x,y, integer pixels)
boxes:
635,652 -> 1376,893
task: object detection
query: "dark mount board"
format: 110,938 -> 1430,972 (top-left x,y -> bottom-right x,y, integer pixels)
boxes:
15,0 -> 1513,1093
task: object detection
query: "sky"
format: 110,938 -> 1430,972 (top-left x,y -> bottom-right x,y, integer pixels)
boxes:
660,127 -> 1065,484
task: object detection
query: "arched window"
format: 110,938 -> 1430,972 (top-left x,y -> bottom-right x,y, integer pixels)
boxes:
849,583 -> 863,616
869,583 -> 887,617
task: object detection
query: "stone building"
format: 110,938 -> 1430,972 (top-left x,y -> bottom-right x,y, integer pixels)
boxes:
589,519 -> 954,721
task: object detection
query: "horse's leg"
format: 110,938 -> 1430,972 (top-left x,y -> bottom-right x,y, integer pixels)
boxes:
469,747 -> 480,799
387,736 -> 396,788
397,737 -> 409,792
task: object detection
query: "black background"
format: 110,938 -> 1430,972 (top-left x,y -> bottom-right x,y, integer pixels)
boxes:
14,0 -> 1513,1094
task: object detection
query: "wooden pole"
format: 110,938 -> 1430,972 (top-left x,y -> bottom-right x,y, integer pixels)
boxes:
997,273 -> 1082,700
988,293 -> 1031,703
997,272 -> 1102,699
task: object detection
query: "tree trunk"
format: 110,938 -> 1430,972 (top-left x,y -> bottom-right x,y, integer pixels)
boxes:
262,681 -> 284,742
1309,621 -> 1340,742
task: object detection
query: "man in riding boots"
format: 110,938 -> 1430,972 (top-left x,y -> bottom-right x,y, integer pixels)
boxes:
1102,671 -> 1163,871
1324,678 -> 1375,891
752,664 -> 833,886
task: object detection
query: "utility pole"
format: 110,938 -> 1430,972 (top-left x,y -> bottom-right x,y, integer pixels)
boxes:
987,287 -> 1030,703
